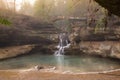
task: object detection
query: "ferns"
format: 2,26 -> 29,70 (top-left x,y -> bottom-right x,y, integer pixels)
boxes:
0,17 -> 11,25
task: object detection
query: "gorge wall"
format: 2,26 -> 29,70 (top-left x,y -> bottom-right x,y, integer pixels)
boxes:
95,0 -> 120,16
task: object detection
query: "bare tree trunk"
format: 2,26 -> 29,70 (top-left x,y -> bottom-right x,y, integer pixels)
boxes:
6,0 -> 10,9
14,0 -> 16,13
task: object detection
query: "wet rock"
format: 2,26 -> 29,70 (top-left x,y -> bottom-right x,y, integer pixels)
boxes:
34,65 -> 44,71
110,45 -> 120,58
50,67 -> 56,70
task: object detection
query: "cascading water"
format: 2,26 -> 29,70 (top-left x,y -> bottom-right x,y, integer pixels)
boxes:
54,33 -> 71,56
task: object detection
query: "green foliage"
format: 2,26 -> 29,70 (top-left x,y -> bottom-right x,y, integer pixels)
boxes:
0,17 -> 11,25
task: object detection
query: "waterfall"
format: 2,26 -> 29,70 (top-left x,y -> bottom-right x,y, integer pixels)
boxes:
54,33 -> 71,56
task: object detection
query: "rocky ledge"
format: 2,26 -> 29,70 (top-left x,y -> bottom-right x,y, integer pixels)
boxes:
0,45 -> 34,60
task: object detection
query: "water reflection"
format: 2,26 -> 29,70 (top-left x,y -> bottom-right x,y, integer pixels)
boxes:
55,55 -> 65,71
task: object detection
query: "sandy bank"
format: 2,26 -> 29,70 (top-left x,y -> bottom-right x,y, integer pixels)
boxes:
0,69 -> 120,80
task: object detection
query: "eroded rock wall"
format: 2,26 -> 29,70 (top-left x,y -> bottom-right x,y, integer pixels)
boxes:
79,41 -> 120,59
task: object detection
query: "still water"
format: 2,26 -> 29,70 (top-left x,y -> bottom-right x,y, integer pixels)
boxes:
0,53 -> 120,73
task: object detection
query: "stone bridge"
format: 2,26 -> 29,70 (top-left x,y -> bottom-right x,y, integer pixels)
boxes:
52,16 -> 87,23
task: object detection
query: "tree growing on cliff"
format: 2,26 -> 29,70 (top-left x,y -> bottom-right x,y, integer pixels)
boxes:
94,8 -> 108,33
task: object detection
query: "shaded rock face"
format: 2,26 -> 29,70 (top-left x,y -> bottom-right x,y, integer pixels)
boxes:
79,41 -> 120,59
0,10 -> 57,47
95,0 -> 120,16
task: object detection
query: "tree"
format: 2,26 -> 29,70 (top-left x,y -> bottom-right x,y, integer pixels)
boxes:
33,0 -> 64,21
0,0 -> 7,9
14,0 -> 16,13
34,0 -> 47,20
20,1 -> 33,16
